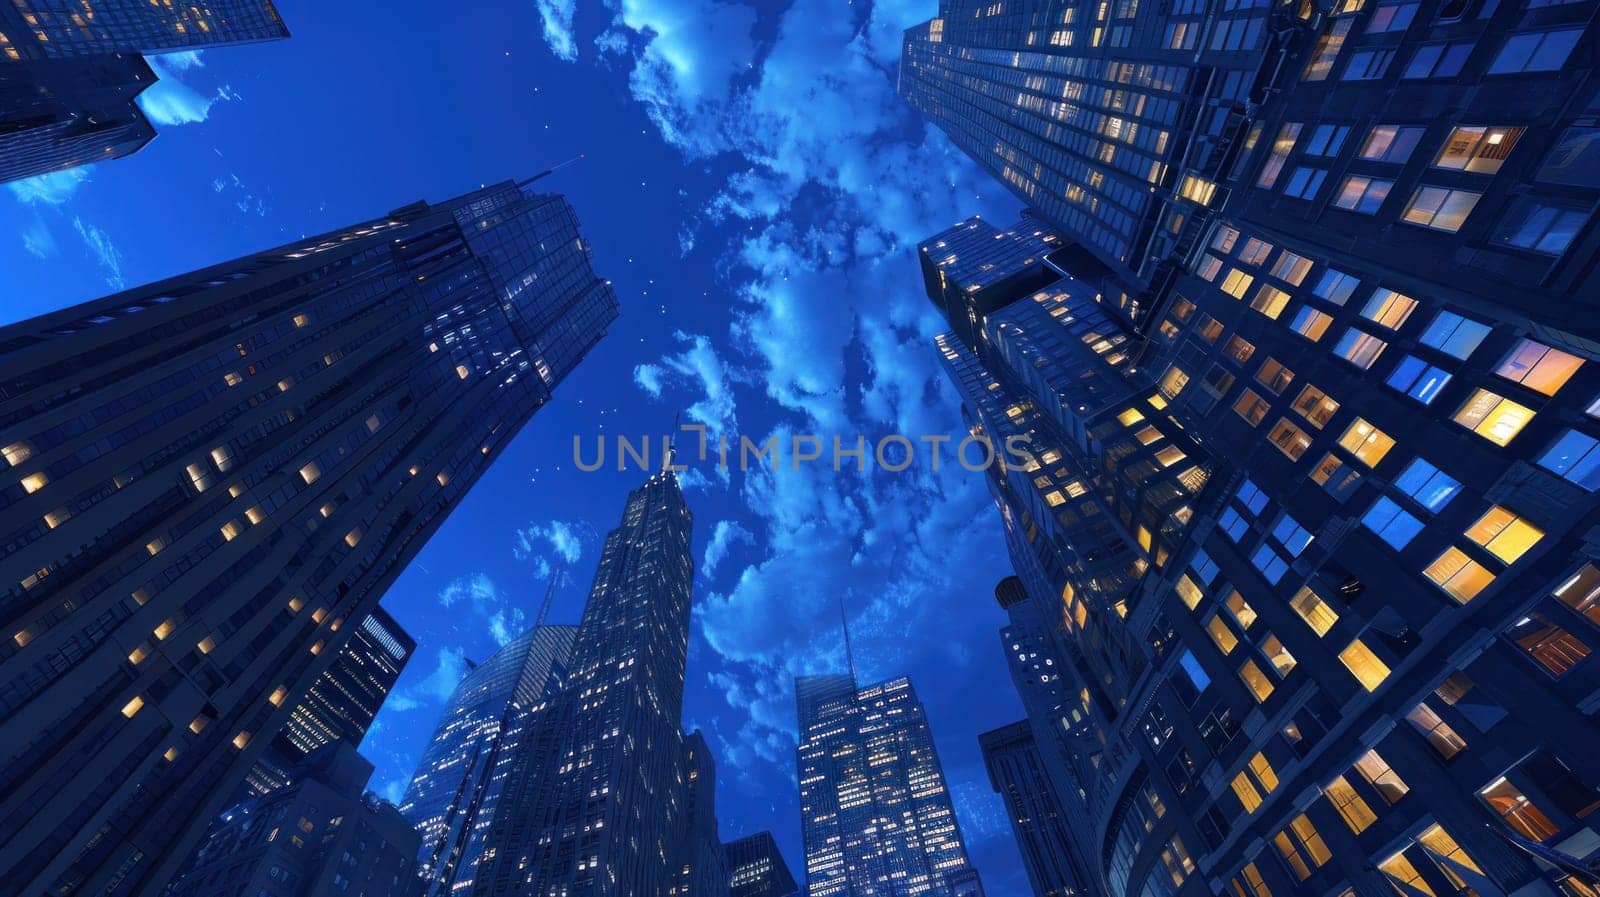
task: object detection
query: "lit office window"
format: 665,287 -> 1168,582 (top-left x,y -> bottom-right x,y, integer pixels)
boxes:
1479,777 -> 1560,842
1339,638 -> 1391,691
1290,586 -> 1339,636
1402,186 -> 1482,232
1453,389 -> 1534,446
1464,505 -> 1544,564
1506,612 -> 1590,676
1354,749 -> 1410,804
1494,338 -> 1583,396
1406,702 -> 1467,758
1337,417 -> 1394,467
1424,547 -> 1496,602
1325,776 -> 1378,833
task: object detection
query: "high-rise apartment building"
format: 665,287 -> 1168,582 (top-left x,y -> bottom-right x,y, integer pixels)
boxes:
725,831 -> 799,897
166,741 -> 420,897
472,464 -> 706,897
0,2 -> 289,184
245,605 -> 415,796
795,673 -> 983,897
911,2 -> 1600,897
0,180 -> 618,897
400,624 -> 578,897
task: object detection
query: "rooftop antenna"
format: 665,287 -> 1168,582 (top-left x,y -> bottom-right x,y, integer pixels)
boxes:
517,153 -> 585,187
534,563 -> 563,628
664,410 -> 681,471
839,594 -> 858,685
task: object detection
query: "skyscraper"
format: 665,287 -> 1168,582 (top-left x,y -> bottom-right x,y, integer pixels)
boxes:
400,624 -> 578,897
911,3 -> 1600,897
674,730 -> 731,897
725,831 -> 799,897
0,2 -> 289,184
245,605 -> 416,796
976,721 -> 1084,897
473,464 -> 703,897
0,179 -> 618,897
795,673 -> 983,897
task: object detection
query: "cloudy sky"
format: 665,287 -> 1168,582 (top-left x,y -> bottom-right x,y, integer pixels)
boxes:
1,0 -> 1036,890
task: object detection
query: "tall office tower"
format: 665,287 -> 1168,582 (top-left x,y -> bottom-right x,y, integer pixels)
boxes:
977,721 -> 1083,897
672,731 -> 731,897
473,465 -> 699,897
795,673 -> 984,897
0,53 -> 156,185
725,832 -> 799,897
0,2 -> 288,184
0,180 -> 618,897
166,741 -> 421,897
400,624 -> 578,897
900,0 -> 1282,330
243,605 -> 415,795
917,3 -> 1600,897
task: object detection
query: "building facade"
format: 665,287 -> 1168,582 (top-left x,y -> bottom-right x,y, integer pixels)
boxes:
978,720 -> 1086,897
165,741 -> 420,897
725,831 -> 799,897
0,2 -> 289,184
399,623 -> 578,897
471,464 -> 709,897
245,605 -> 415,796
675,730 -> 732,897
0,180 -> 617,897
795,673 -> 984,897
910,2 -> 1600,897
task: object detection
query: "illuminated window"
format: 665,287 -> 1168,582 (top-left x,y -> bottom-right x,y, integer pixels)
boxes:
1453,389 -> 1534,446
1435,126 -> 1523,174
1289,307 -> 1332,342
1354,749 -> 1409,803
1290,586 -> 1338,635
1339,638 -> 1391,691
1407,702 -> 1467,758
1507,612 -> 1590,676
1239,659 -> 1275,702
1554,564 -> 1600,626
1495,338 -> 1583,396
220,521 -> 241,542
1465,505 -> 1544,564
299,461 -> 321,484
1332,175 -> 1392,214
1386,354 -> 1452,404
455,364 -> 470,379
1424,547 -> 1496,602
1333,328 -> 1387,369
21,471 -> 47,493
1302,18 -> 1351,81
1417,824 -> 1485,891
1360,289 -> 1418,330
1117,407 -> 1145,426
1156,446 -> 1187,467
1337,418 -> 1394,467
1274,814 -> 1331,881
1480,776 -> 1560,842
1256,358 -> 1294,395
1250,285 -> 1292,319
1402,186 -> 1482,232
1233,389 -> 1270,427
232,731 -> 252,749
1262,634 -> 1297,677
1325,776 -> 1378,833
121,695 -> 145,718
292,313 -> 309,327
1359,124 -> 1424,163
1176,574 -> 1204,610
1221,268 -> 1254,299
1290,385 -> 1339,428
1267,419 -> 1311,460
1379,851 -> 1436,897
1,442 -> 33,466
1208,616 -> 1240,654
1230,862 -> 1272,897
1269,250 -> 1313,285
268,686 -> 288,706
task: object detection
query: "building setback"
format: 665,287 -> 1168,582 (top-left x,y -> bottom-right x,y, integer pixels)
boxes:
725,831 -> 799,897
0,179 -> 618,897
165,741 -> 420,897
0,1 -> 289,185
908,2 -> 1600,897
795,673 -> 984,897
399,623 -> 578,897
472,464 -> 724,897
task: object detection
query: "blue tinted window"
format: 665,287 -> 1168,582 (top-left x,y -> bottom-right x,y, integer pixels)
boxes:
1362,496 -> 1424,549
1394,458 -> 1461,511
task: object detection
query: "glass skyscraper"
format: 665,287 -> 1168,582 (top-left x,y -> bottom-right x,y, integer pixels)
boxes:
472,464 -> 712,897
976,720 -> 1081,897
795,673 -> 983,897
400,624 -> 578,897
0,179 -> 618,897
725,831 -> 799,897
0,1 -> 289,59
910,2 -> 1600,896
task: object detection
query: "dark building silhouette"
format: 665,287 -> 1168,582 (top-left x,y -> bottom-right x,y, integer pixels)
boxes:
244,605 -> 415,796
399,624 -> 578,897
166,741 -> 420,897
911,2 -> 1600,896
472,464 -> 728,897
0,179 -> 617,896
725,831 -> 799,897
795,673 -> 984,897
0,2 -> 289,184
978,721 -> 1085,897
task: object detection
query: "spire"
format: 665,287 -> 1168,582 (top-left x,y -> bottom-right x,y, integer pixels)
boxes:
534,564 -> 562,628
664,410 -> 681,472
839,594 -> 858,686
517,154 -> 585,188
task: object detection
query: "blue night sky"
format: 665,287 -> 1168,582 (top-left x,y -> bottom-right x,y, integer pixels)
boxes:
1,0 -> 1036,891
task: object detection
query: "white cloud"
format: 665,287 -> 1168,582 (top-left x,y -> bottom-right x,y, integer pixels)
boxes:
8,168 -> 91,205
72,217 -> 125,290
701,520 -> 753,578
513,520 -> 585,578
21,217 -> 56,259
490,607 -> 528,646
634,363 -> 665,397
535,0 -> 580,60
138,52 -> 231,126
388,646 -> 470,713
